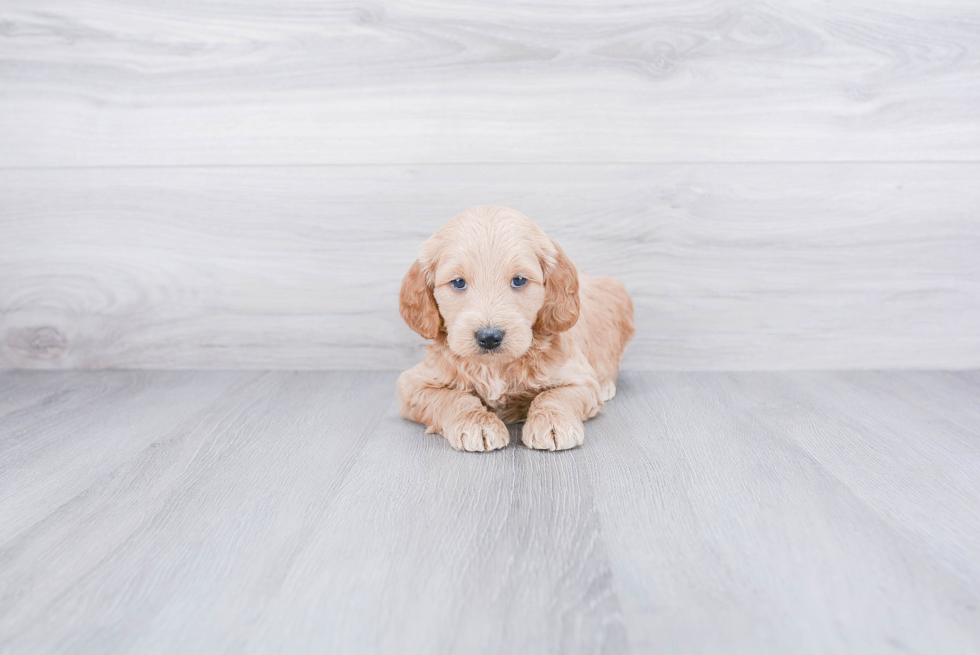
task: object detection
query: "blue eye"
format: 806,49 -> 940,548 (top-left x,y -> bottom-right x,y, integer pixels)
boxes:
511,276 -> 527,288
450,278 -> 466,290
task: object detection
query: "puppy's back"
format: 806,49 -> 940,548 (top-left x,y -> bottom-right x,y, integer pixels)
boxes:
572,275 -> 635,385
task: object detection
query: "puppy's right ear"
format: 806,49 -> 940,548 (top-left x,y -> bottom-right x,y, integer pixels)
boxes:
535,241 -> 580,335
399,259 -> 442,339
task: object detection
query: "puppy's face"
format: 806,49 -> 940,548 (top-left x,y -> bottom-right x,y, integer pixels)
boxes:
431,237 -> 546,359
400,207 -> 580,360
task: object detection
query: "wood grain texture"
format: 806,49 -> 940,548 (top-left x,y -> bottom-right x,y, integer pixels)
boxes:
0,370 -> 978,653
2,164 -> 978,370
1,0 -> 979,166
584,371 -> 980,653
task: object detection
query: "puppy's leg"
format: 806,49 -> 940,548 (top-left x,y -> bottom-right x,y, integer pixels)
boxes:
600,379 -> 617,401
522,383 -> 602,451
397,366 -> 509,452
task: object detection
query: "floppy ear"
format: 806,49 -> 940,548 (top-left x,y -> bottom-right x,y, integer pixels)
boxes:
399,259 -> 442,339
535,241 -> 580,334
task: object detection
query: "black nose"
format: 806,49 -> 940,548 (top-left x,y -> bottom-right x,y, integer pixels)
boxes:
475,327 -> 505,351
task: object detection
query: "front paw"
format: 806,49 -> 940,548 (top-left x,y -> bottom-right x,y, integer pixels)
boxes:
522,408 -> 585,451
443,410 -> 510,452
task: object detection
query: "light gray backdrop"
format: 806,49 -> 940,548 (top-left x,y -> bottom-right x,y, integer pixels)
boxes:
1,0 -> 978,370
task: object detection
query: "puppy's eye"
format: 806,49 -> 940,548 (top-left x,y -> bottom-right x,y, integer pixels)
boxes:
511,276 -> 528,289
450,278 -> 467,290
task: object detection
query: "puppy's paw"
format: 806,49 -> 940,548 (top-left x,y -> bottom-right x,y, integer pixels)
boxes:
522,408 -> 585,451
443,410 -> 509,452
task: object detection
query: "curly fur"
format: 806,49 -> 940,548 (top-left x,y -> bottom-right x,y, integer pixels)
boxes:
397,206 -> 634,452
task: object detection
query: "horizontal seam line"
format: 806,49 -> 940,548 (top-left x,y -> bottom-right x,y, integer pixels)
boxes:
1,161 -> 980,171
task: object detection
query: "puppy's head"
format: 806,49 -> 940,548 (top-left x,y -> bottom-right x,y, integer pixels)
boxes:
400,206 -> 579,359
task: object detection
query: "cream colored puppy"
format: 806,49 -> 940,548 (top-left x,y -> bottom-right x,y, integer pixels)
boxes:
398,206 -> 634,452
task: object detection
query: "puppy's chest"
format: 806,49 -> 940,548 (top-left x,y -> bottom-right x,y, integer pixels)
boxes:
469,375 -> 543,422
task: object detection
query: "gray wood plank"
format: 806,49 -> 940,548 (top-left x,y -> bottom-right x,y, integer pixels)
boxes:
0,371 -> 265,543
0,371 -> 624,654
239,421 -> 624,655
2,164 -> 978,371
0,372 -> 81,418
750,371 -> 980,594
1,370 -> 979,653
1,0 -> 979,166
582,371 -> 980,654
0,372 -> 396,653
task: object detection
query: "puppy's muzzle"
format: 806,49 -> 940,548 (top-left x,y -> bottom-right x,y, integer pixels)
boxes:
475,327 -> 505,351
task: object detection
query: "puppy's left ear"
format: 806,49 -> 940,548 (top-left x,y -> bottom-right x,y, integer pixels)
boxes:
535,241 -> 580,334
399,259 -> 442,339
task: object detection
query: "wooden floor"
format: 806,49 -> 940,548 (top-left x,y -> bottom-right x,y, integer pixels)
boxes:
1,371 -> 978,653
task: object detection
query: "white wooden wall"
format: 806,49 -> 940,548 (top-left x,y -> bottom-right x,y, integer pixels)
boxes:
1,0 -> 978,370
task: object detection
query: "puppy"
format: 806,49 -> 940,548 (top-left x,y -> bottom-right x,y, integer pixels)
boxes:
397,206 -> 634,452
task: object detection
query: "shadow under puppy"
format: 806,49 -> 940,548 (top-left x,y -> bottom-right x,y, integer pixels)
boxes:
398,206 -> 634,452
